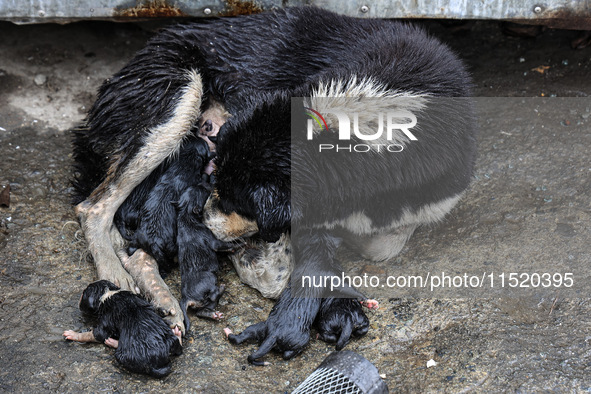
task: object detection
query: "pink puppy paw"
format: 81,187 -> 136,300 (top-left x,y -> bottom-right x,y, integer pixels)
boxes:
361,299 -> 379,310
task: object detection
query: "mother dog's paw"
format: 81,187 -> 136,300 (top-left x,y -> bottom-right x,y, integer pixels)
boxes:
314,298 -> 370,350
157,297 -> 186,335
109,270 -> 137,294
97,261 -> 138,294
225,289 -> 321,365
229,234 -> 293,299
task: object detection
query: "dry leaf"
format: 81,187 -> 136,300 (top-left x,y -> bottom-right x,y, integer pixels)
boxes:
531,65 -> 550,74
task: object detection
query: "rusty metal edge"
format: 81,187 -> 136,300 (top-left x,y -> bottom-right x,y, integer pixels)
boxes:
0,0 -> 590,29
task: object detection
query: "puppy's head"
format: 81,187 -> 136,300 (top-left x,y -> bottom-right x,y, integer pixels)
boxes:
79,280 -> 119,315
176,185 -> 211,220
203,93 -> 292,243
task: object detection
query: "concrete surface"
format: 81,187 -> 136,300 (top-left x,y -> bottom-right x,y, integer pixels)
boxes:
1,19 -> 590,392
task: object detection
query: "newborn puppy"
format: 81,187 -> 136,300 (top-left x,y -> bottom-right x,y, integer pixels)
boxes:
63,280 -> 182,378
114,126 -> 234,330
114,131 -> 214,270
176,186 -> 237,330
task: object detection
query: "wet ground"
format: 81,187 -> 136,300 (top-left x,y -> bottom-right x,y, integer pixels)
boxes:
1,18 -> 590,392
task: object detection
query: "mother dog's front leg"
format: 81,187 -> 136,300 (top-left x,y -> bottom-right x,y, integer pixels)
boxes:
121,249 -> 185,333
76,70 -> 204,292
110,227 -> 185,332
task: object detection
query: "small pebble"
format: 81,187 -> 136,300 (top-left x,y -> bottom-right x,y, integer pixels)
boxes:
427,359 -> 438,368
504,213 -> 523,223
34,74 -> 47,86
31,187 -> 46,198
562,59 -> 569,65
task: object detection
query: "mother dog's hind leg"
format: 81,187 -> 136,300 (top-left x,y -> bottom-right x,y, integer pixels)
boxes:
111,227 -> 185,332
76,71 -> 204,293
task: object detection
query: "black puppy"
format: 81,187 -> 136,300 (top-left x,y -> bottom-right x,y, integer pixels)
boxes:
114,132 -> 214,271
114,132 -> 234,327
175,186 -> 237,330
63,280 -> 182,378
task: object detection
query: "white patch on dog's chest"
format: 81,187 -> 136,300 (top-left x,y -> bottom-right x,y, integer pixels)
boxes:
320,193 -> 463,235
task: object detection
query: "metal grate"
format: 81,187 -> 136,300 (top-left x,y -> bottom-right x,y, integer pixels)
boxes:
292,367 -> 363,394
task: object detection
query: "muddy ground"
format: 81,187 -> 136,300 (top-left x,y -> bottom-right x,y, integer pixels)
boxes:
1,17 -> 590,392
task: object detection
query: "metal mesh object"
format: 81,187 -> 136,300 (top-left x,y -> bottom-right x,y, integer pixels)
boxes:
292,367 -> 362,394
292,351 -> 388,394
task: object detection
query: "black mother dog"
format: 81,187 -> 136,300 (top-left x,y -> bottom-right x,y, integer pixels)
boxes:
72,6 -> 476,364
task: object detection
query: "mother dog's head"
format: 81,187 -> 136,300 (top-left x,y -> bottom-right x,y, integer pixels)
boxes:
203,93 -> 293,243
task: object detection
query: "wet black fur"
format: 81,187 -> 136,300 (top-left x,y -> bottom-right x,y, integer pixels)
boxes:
79,280 -> 182,378
113,134 -> 232,325
175,186 -> 236,330
206,8 -> 475,364
113,132 -> 213,270
72,7 -> 476,365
